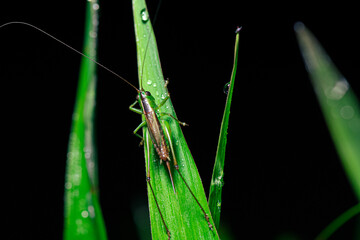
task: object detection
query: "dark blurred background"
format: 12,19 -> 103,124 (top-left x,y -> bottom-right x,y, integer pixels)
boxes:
1,1 -> 359,239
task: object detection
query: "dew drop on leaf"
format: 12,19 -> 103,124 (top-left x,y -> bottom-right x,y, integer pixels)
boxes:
140,8 -> 149,23
92,3 -> 99,10
81,210 -> 89,218
223,82 -> 230,94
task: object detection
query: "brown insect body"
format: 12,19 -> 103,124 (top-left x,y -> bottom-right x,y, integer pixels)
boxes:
138,90 -> 176,193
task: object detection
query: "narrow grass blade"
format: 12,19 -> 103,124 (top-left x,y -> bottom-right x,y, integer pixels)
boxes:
295,22 -> 360,201
315,203 -> 360,240
132,0 -> 220,239
208,27 -> 241,229
63,1 -> 107,239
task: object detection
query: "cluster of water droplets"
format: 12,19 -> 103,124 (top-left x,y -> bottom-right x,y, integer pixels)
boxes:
214,172 -> 224,188
87,0 -> 99,40
323,77 -> 360,125
146,79 -> 157,88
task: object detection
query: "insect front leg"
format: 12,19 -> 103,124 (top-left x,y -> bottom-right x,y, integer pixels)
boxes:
156,94 -> 170,110
129,100 -> 146,145
160,112 -> 188,127
156,87 -> 188,127
132,121 -> 146,145
129,99 -> 142,115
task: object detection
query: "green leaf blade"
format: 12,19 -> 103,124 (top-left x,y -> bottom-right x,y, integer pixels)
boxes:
63,1 -> 107,239
132,0 -> 220,239
315,203 -> 360,240
208,28 -> 240,229
295,22 -> 360,201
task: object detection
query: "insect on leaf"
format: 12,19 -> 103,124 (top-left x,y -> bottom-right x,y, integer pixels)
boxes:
132,0 -> 220,239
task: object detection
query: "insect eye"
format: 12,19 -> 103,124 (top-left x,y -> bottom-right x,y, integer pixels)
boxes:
145,91 -> 151,96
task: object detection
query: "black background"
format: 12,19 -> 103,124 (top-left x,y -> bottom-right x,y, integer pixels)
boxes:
1,1 -> 359,239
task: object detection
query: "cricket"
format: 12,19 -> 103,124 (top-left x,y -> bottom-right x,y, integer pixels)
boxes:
0,5 -> 215,239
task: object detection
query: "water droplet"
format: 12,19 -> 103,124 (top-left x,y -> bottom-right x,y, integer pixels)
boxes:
217,201 -> 222,207
65,182 -> 72,190
92,3 -> 99,10
140,8 -> 149,23
152,83 -> 157,87
88,205 -> 95,218
89,31 -> 97,38
214,174 -> 224,187
81,210 -> 89,218
161,93 -> 166,100
327,78 -> 349,100
147,80 -> 152,85
223,82 -> 230,94
340,105 -> 354,119
87,161 -> 94,169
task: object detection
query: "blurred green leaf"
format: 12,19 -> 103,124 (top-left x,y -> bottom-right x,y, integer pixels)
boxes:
132,0 -> 220,239
63,1 -> 107,239
315,203 -> 360,240
295,22 -> 360,201
208,27 -> 241,229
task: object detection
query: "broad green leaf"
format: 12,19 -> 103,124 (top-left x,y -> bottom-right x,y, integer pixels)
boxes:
208,27 -> 241,229
295,22 -> 360,201
132,0 -> 220,239
63,1 -> 107,239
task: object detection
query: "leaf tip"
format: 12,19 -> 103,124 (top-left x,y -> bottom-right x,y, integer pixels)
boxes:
294,21 -> 305,32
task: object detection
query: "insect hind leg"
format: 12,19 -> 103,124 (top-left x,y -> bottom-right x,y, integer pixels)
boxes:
174,166 -> 214,231
146,179 -> 171,239
145,130 -> 171,239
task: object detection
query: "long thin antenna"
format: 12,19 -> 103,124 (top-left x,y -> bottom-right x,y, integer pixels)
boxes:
139,2 -> 162,89
0,21 -> 139,92
139,26 -> 153,90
